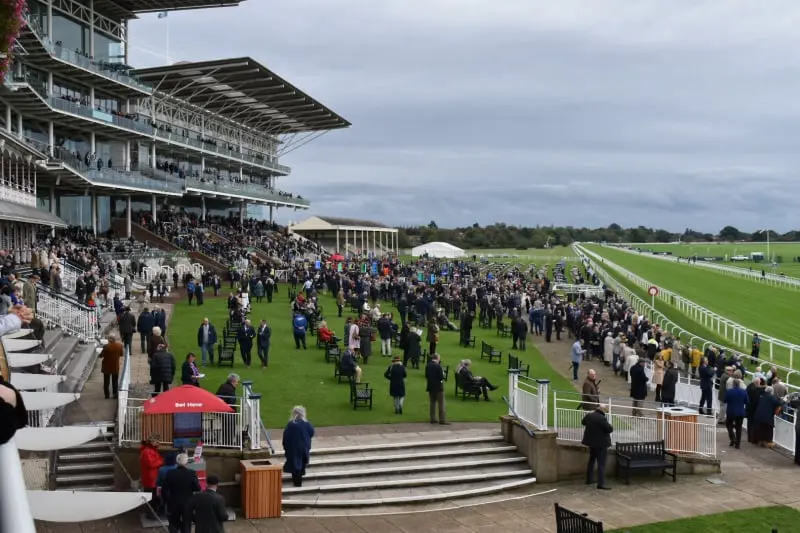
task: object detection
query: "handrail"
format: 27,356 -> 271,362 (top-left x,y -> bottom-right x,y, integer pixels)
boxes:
36,282 -> 92,311
258,417 -> 276,454
501,395 -> 535,438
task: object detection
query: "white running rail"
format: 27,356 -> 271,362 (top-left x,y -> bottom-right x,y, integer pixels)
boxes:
37,289 -> 99,342
507,372 -> 549,430
607,245 -> 800,290
577,244 -> 800,369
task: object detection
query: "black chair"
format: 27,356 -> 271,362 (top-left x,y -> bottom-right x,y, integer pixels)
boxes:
554,503 -> 604,533
349,378 -> 373,410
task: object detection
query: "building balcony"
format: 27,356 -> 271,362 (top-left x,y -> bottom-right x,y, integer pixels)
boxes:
19,16 -> 152,98
153,129 -> 291,176
0,182 -> 37,208
184,177 -> 310,207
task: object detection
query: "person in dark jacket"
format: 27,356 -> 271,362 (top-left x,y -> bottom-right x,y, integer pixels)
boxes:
425,353 -> 447,424
153,306 -> 167,336
184,474 -> 228,533
237,319 -> 255,367
404,325 -> 422,369
377,314 -> 393,357
215,373 -> 239,406
746,377 -> 765,444
754,386 -> 783,448
384,356 -> 407,414
150,344 -> 176,394
724,378 -> 748,448
118,306 -> 136,356
257,319 -> 271,368
581,405 -> 613,490
661,362 -> 679,406
162,452 -> 200,533
197,318 -> 218,367
137,307 -> 154,355
340,348 -> 361,382
181,353 -> 201,386
698,358 -> 715,415
292,313 -> 307,350
282,406 -> 315,487
457,359 -> 498,401
629,359 -> 648,417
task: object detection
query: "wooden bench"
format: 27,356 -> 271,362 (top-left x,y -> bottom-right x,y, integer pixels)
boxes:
454,369 -> 482,400
334,358 -> 355,383
615,441 -> 677,485
496,321 -> 510,337
508,354 -> 530,377
480,341 -> 502,364
349,378 -> 373,410
324,344 -> 341,364
554,503 -> 604,533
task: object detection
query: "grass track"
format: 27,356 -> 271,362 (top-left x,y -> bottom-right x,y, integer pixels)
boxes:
609,505 -> 800,532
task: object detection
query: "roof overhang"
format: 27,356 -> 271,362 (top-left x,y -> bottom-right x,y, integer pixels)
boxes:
0,200 -> 68,228
133,57 -> 351,134
93,0 -> 244,19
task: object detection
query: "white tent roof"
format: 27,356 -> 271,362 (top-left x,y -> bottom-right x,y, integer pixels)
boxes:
411,241 -> 466,258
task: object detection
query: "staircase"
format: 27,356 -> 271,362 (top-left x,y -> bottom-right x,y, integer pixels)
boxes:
54,423 -> 116,491
279,429 -> 535,513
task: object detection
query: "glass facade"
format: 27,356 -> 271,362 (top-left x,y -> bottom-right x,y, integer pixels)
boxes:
94,32 -> 123,63
58,196 -> 111,232
52,14 -> 88,55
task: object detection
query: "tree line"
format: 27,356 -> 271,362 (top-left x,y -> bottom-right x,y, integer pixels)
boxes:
396,222 -> 798,250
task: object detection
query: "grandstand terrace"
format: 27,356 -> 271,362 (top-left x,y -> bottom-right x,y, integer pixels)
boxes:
289,215 -> 399,256
1,0 -> 349,242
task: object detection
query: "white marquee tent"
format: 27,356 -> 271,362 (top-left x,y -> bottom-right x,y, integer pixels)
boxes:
411,241 -> 466,259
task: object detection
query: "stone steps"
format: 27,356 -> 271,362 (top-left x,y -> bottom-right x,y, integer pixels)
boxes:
280,430 -> 535,509
54,424 -> 116,492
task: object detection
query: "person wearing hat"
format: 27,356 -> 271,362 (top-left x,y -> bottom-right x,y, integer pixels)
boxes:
384,355 -> 407,414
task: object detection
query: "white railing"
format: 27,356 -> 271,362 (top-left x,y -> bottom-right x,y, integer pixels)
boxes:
26,379 -> 59,428
36,288 -> 99,342
551,283 -> 605,297
577,244 -> 800,371
609,245 -> 800,290
508,372 -> 549,430
552,391 -> 717,457
773,414 -> 798,454
116,346 -> 133,446
57,258 -> 79,293
242,381 -> 271,452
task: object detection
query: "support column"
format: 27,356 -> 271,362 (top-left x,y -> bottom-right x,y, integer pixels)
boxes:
345,230 -> 349,255
88,0 -> 95,57
49,187 -> 56,214
239,202 -> 245,226
47,122 -> 54,156
201,156 -> 205,174
151,194 -> 157,224
91,193 -> 98,236
47,0 -> 53,36
124,141 -> 131,171
4,106 -> 10,133
47,72 -> 54,96
336,229 -> 340,253
126,196 -> 132,238
16,114 -> 22,138
269,205 -> 273,224
201,196 -> 206,221
239,167 -> 243,181
90,132 -> 96,154
89,87 -> 95,109
372,231 -> 376,258
150,143 -> 156,168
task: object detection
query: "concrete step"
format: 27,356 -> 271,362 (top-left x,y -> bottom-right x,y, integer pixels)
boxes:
282,468 -> 533,494
281,477 -> 537,507
60,439 -> 113,452
294,455 -> 527,479
57,461 -> 114,473
53,335 -> 80,374
274,435 -> 506,457
68,485 -> 116,492
42,327 -> 65,353
55,472 -> 115,485
58,451 -> 115,463
302,443 -> 518,468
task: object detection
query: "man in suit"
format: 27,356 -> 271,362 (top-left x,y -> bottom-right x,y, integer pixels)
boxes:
257,319 -> 271,368
197,317 -> 218,367
162,453 -> 200,533
184,474 -> 228,533
581,405 -> 613,490
237,319 -> 255,367
118,306 -> 136,356
153,306 -> 167,337
425,353 -> 448,425
137,307 -> 154,355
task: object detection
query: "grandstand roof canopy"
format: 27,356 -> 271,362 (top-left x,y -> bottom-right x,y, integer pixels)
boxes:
133,58 -> 351,134
95,0 -> 244,19
290,216 -> 396,232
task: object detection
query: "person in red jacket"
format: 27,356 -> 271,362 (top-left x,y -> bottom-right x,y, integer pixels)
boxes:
318,321 -> 334,344
139,433 -> 164,517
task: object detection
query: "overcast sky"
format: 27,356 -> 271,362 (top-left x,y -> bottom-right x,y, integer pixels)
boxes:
130,0 -> 800,232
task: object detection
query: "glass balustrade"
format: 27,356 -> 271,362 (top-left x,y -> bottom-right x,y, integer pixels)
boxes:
184,177 -> 310,206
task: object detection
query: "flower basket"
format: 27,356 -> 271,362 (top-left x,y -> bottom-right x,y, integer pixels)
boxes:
0,0 -> 28,83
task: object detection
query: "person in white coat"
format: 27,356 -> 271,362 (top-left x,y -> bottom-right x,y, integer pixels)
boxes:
603,332 -> 614,367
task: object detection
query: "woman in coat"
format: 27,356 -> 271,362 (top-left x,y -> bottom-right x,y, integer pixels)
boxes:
348,320 -> 360,354
385,356 -> 407,414
753,386 -> 783,448
148,326 -> 166,363
181,353 -> 201,386
426,319 -> 439,357
652,354 -> 665,402
359,320 -> 374,363
746,377 -> 765,444
282,406 -> 315,487
405,326 -> 422,369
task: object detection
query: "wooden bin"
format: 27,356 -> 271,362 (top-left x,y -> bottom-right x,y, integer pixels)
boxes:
141,413 -> 174,443
240,459 -> 282,519
657,407 -> 698,453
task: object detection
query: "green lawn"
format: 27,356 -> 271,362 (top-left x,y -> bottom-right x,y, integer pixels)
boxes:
630,241 -> 800,274
585,244 -> 800,346
165,288 -> 575,429
609,505 -> 799,532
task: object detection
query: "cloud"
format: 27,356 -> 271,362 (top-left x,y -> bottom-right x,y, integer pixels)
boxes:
129,0 -> 800,232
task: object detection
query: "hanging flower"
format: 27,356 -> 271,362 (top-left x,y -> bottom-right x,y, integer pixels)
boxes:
0,0 -> 28,83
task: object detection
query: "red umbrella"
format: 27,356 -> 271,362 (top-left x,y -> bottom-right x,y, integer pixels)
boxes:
143,385 -> 235,414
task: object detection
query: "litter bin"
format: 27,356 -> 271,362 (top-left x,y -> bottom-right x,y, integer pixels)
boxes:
657,406 -> 698,453
240,459 -> 282,519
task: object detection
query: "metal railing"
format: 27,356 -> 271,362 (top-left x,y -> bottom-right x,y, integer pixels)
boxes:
36,284 -> 99,341
577,244 -> 800,373
184,177 -> 310,207
552,390 -> 718,457
507,371 -> 549,430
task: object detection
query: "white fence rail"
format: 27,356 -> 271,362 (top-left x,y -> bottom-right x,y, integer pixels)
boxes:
610,245 -> 800,289
508,372 -> 549,430
552,391 -> 718,457
576,244 -> 800,374
36,289 -> 99,342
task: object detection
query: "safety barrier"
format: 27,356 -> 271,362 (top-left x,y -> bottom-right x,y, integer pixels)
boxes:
36,287 -> 99,342
508,372 -> 549,430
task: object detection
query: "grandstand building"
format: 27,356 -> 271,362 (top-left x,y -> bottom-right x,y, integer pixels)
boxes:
289,215 -> 400,256
0,0 -> 349,238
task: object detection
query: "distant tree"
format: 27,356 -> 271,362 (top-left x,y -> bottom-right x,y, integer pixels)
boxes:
718,226 -> 742,241
654,229 -> 673,243
428,220 -> 438,229
608,223 -> 622,231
